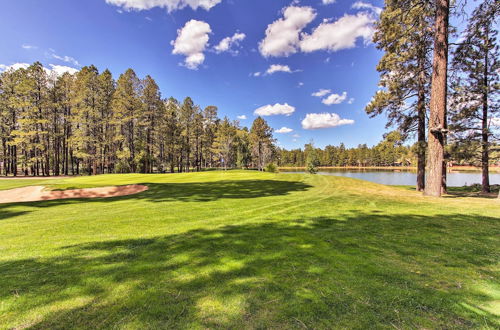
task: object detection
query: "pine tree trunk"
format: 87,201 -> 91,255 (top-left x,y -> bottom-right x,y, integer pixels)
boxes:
416,57 -> 426,192
425,0 -> 449,197
481,31 -> 490,193
441,108 -> 448,195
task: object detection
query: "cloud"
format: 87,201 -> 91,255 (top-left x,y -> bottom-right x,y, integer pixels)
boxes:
312,89 -> 331,97
293,133 -> 300,138
301,113 -> 354,129
275,127 -> 293,133
0,63 -> 78,76
48,64 -> 79,76
0,63 -> 30,72
352,1 -> 382,15
51,53 -> 80,66
298,82 -> 304,87
252,72 -> 261,77
491,118 -> 500,127
348,98 -> 355,104
254,103 -> 295,116
171,19 -> 212,70
259,6 -> 316,57
22,44 -> 37,50
237,115 -> 247,120
214,32 -> 246,54
322,92 -> 348,105
105,0 -> 221,12
322,0 -> 336,4
299,12 -> 375,53
266,64 -> 293,75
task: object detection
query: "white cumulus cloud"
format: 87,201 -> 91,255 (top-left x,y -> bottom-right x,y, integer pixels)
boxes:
275,127 -> 293,133
0,63 -> 78,76
0,63 -> 30,72
237,115 -> 247,120
266,64 -> 293,75
299,12 -> 375,53
254,103 -> 295,116
312,88 -> 331,97
214,32 -> 245,54
352,1 -> 382,15
322,0 -> 336,4
172,19 -> 212,70
302,113 -> 354,129
259,6 -> 317,57
48,64 -> 79,76
105,0 -> 222,12
322,91 -> 348,105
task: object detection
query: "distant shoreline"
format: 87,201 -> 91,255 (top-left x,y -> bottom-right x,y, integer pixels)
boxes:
278,166 -> 500,173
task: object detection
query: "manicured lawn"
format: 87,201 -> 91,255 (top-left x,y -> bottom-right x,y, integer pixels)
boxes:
0,171 -> 498,329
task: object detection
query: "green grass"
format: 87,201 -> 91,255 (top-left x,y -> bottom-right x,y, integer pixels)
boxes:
0,171 -> 499,329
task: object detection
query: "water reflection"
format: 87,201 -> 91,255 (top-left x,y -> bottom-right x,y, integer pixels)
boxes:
281,168 -> 500,187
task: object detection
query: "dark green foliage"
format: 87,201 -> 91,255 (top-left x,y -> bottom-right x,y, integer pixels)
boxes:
450,0 -> 500,192
0,64 -> 277,175
264,162 -> 278,173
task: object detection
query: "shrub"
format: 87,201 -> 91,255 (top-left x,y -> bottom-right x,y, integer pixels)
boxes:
265,163 -> 279,173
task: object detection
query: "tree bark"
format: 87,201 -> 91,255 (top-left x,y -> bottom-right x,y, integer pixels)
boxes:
481,27 -> 490,193
416,56 -> 427,191
425,0 -> 449,197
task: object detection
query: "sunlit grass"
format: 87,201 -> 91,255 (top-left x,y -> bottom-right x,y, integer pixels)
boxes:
0,171 -> 499,329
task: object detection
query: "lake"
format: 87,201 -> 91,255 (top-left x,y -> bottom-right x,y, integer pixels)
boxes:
281,168 -> 500,187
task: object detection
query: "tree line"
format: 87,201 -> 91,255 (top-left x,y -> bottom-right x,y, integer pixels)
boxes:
0,63 -> 275,176
277,131 -> 499,168
367,0 -> 498,195
279,132 -> 413,168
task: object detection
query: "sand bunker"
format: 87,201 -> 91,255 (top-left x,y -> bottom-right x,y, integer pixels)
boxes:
0,185 -> 148,204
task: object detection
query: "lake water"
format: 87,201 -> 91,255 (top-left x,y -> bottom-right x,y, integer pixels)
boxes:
281,169 -> 500,187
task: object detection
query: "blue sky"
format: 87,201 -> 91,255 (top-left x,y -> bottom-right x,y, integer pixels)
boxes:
0,0 -> 395,149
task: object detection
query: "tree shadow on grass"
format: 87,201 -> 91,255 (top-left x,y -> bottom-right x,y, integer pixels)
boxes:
1,212 -> 498,329
396,185 -> 500,199
137,180 -> 312,202
0,180 -> 312,221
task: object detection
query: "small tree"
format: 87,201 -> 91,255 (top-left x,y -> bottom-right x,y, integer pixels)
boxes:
305,142 -> 320,174
249,117 -> 273,171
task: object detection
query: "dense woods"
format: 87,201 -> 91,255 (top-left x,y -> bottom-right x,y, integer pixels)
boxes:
0,63 -> 275,176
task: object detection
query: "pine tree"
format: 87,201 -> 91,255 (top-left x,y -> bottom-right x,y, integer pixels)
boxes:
366,0 -> 434,191
211,117 -> 236,170
450,0 -> 499,193
112,69 -> 142,173
71,65 -> 102,175
249,117 -> 273,171
140,75 -> 162,173
202,105 -> 218,168
97,69 -> 115,174
178,97 -> 195,172
425,0 -> 451,197
163,97 -> 181,173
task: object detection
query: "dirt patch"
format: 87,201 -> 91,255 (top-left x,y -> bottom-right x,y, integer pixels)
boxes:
0,185 -> 148,204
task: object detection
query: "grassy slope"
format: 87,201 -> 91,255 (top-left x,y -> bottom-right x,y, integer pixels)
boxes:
0,171 -> 498,329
